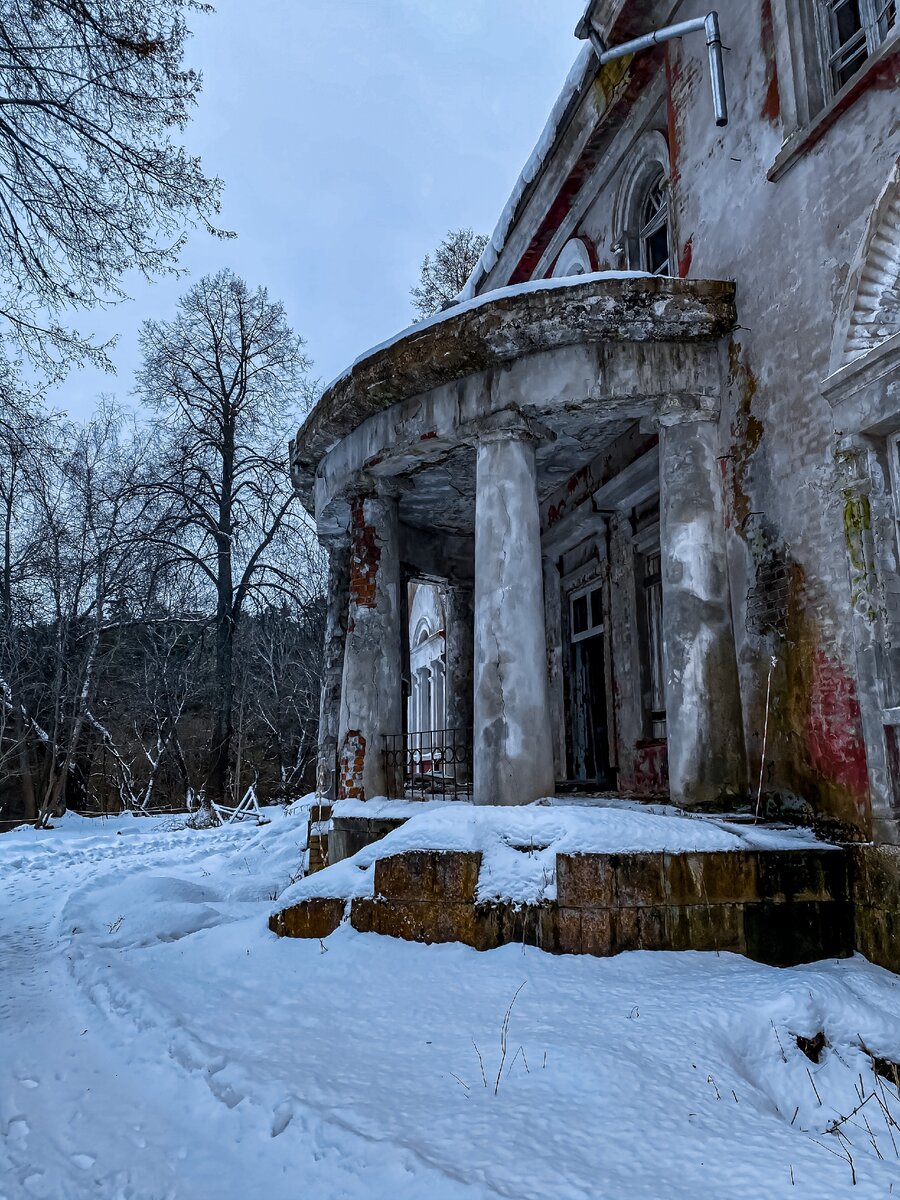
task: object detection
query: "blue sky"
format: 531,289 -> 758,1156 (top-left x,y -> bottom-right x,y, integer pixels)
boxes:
52,0 -> 586,420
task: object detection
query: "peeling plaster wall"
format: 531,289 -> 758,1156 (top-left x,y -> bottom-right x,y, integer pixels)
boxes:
338,495 -> 403,800
565,1 -> 900,834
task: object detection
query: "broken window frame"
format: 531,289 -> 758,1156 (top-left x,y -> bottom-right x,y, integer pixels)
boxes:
818,0 -> 896,94
642,552 -> 667,740
638,174 -> 671,277
569,581 -> 604,645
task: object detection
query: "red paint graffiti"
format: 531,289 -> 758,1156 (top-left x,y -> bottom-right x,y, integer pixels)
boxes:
805,650 -> 869,812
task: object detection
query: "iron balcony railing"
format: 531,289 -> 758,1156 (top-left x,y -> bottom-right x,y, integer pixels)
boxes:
383,728 -> 473,800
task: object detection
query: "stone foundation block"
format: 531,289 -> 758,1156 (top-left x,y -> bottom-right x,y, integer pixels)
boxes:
665,903 -> 745,955
663,851 -> 759,906
555,854 -> 617,908
854,905 -> 900,974
374,850 -> 482,904
329,816 -> 407,863
269,896 -> 345,939
580,909 -> 613,956
553,906 -> 584,955
351,896 -> 485,947
757,850 -> 849,903
614,853 -> 666,907
744,900 -> 854,966
850,844 -> 900,973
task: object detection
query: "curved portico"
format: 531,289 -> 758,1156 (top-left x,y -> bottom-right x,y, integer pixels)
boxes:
295,274 -> 743,816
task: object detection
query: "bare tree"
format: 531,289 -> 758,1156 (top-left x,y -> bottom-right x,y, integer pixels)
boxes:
30,407 -> 159,824
0,401 -> 57,819
0,0 -> 227,377
136,269 -> 317,820
411,227 -> 487,318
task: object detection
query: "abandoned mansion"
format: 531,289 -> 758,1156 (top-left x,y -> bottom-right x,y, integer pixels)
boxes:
291,0 -> 900,854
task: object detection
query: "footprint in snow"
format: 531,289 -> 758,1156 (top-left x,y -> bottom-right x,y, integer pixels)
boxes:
271,1100 -> 294,1137
7,1117 -> 29,1141
17,1079 -> 38,1089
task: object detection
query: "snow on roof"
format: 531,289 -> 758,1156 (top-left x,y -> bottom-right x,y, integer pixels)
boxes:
458,42 -> 598,302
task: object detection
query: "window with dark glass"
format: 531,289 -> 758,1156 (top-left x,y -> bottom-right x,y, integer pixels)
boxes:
638,175 -> 670,276
821,0 -> 896,92
570,583 -> 604,644
642,553 -> 666,739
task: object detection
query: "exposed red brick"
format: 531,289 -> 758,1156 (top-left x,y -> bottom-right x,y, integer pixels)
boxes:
678,234 -> 693,279
339,729 -> 367,800
760,0 -> 781,123
348,497 -> 381,609
508,53 -> 663,286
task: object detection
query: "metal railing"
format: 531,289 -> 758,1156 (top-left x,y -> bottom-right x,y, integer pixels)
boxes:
383,728 -> 473,800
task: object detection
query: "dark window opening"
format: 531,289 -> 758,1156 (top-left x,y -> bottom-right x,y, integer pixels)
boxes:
639,175 -> 670,276
573,594 -> 589,636
821,0 -> 896,92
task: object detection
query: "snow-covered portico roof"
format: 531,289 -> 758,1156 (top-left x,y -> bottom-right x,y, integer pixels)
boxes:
290,273 -> 736,515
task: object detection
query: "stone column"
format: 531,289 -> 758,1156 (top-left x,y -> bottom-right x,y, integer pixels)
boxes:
607,513 -> 645,791
443,583 -> 474,785
658,411 -> 746,807
542,557 -> 566,782
472,414 -> 555,805
443,584 -> 474,733
337,489 -> 403,800
316,538 -> 350,801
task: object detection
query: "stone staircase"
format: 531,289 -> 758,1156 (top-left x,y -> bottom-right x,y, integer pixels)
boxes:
271,844 -> 855,967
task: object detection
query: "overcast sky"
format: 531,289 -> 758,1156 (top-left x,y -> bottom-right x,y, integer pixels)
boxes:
52,0 -> 587,421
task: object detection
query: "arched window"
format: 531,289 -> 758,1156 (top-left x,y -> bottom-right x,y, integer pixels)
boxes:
638,173 -> 671,276
611,132 -> 674,277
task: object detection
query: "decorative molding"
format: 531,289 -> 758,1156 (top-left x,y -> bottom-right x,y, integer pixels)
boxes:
551,237 -> 594,278
842,168 -> 900,368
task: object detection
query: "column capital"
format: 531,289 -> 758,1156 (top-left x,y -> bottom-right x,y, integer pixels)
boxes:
654,393 -> 720,428
461,407 -> 556,448
318,531 -> 350,554
353,474 -> 410,502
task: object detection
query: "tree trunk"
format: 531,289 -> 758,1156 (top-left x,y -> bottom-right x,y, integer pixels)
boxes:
207,609 -> 234,808
205,414 -> 236,813
14,709 -> 36,821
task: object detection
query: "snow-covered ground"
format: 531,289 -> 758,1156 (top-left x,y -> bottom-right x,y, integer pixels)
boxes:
3,807 -> 900,1199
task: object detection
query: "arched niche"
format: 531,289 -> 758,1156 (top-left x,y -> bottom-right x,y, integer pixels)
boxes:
551,237 -> 594,278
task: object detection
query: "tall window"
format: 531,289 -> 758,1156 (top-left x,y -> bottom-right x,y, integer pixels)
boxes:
638,175 -> 670,276
820,0 -> 896,93
642,553 -> 666,739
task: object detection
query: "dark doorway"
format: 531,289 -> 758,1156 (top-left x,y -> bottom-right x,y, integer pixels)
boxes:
572,631 -> 615,789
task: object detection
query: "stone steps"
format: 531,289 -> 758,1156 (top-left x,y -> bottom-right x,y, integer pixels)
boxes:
271,845 -> 855,967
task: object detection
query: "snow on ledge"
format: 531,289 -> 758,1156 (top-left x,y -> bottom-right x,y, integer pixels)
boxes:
275,801 -> 833,913
321,269 -> 652,396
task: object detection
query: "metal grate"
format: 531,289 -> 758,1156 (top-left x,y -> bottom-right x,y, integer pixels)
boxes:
383,728 -> 473,800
